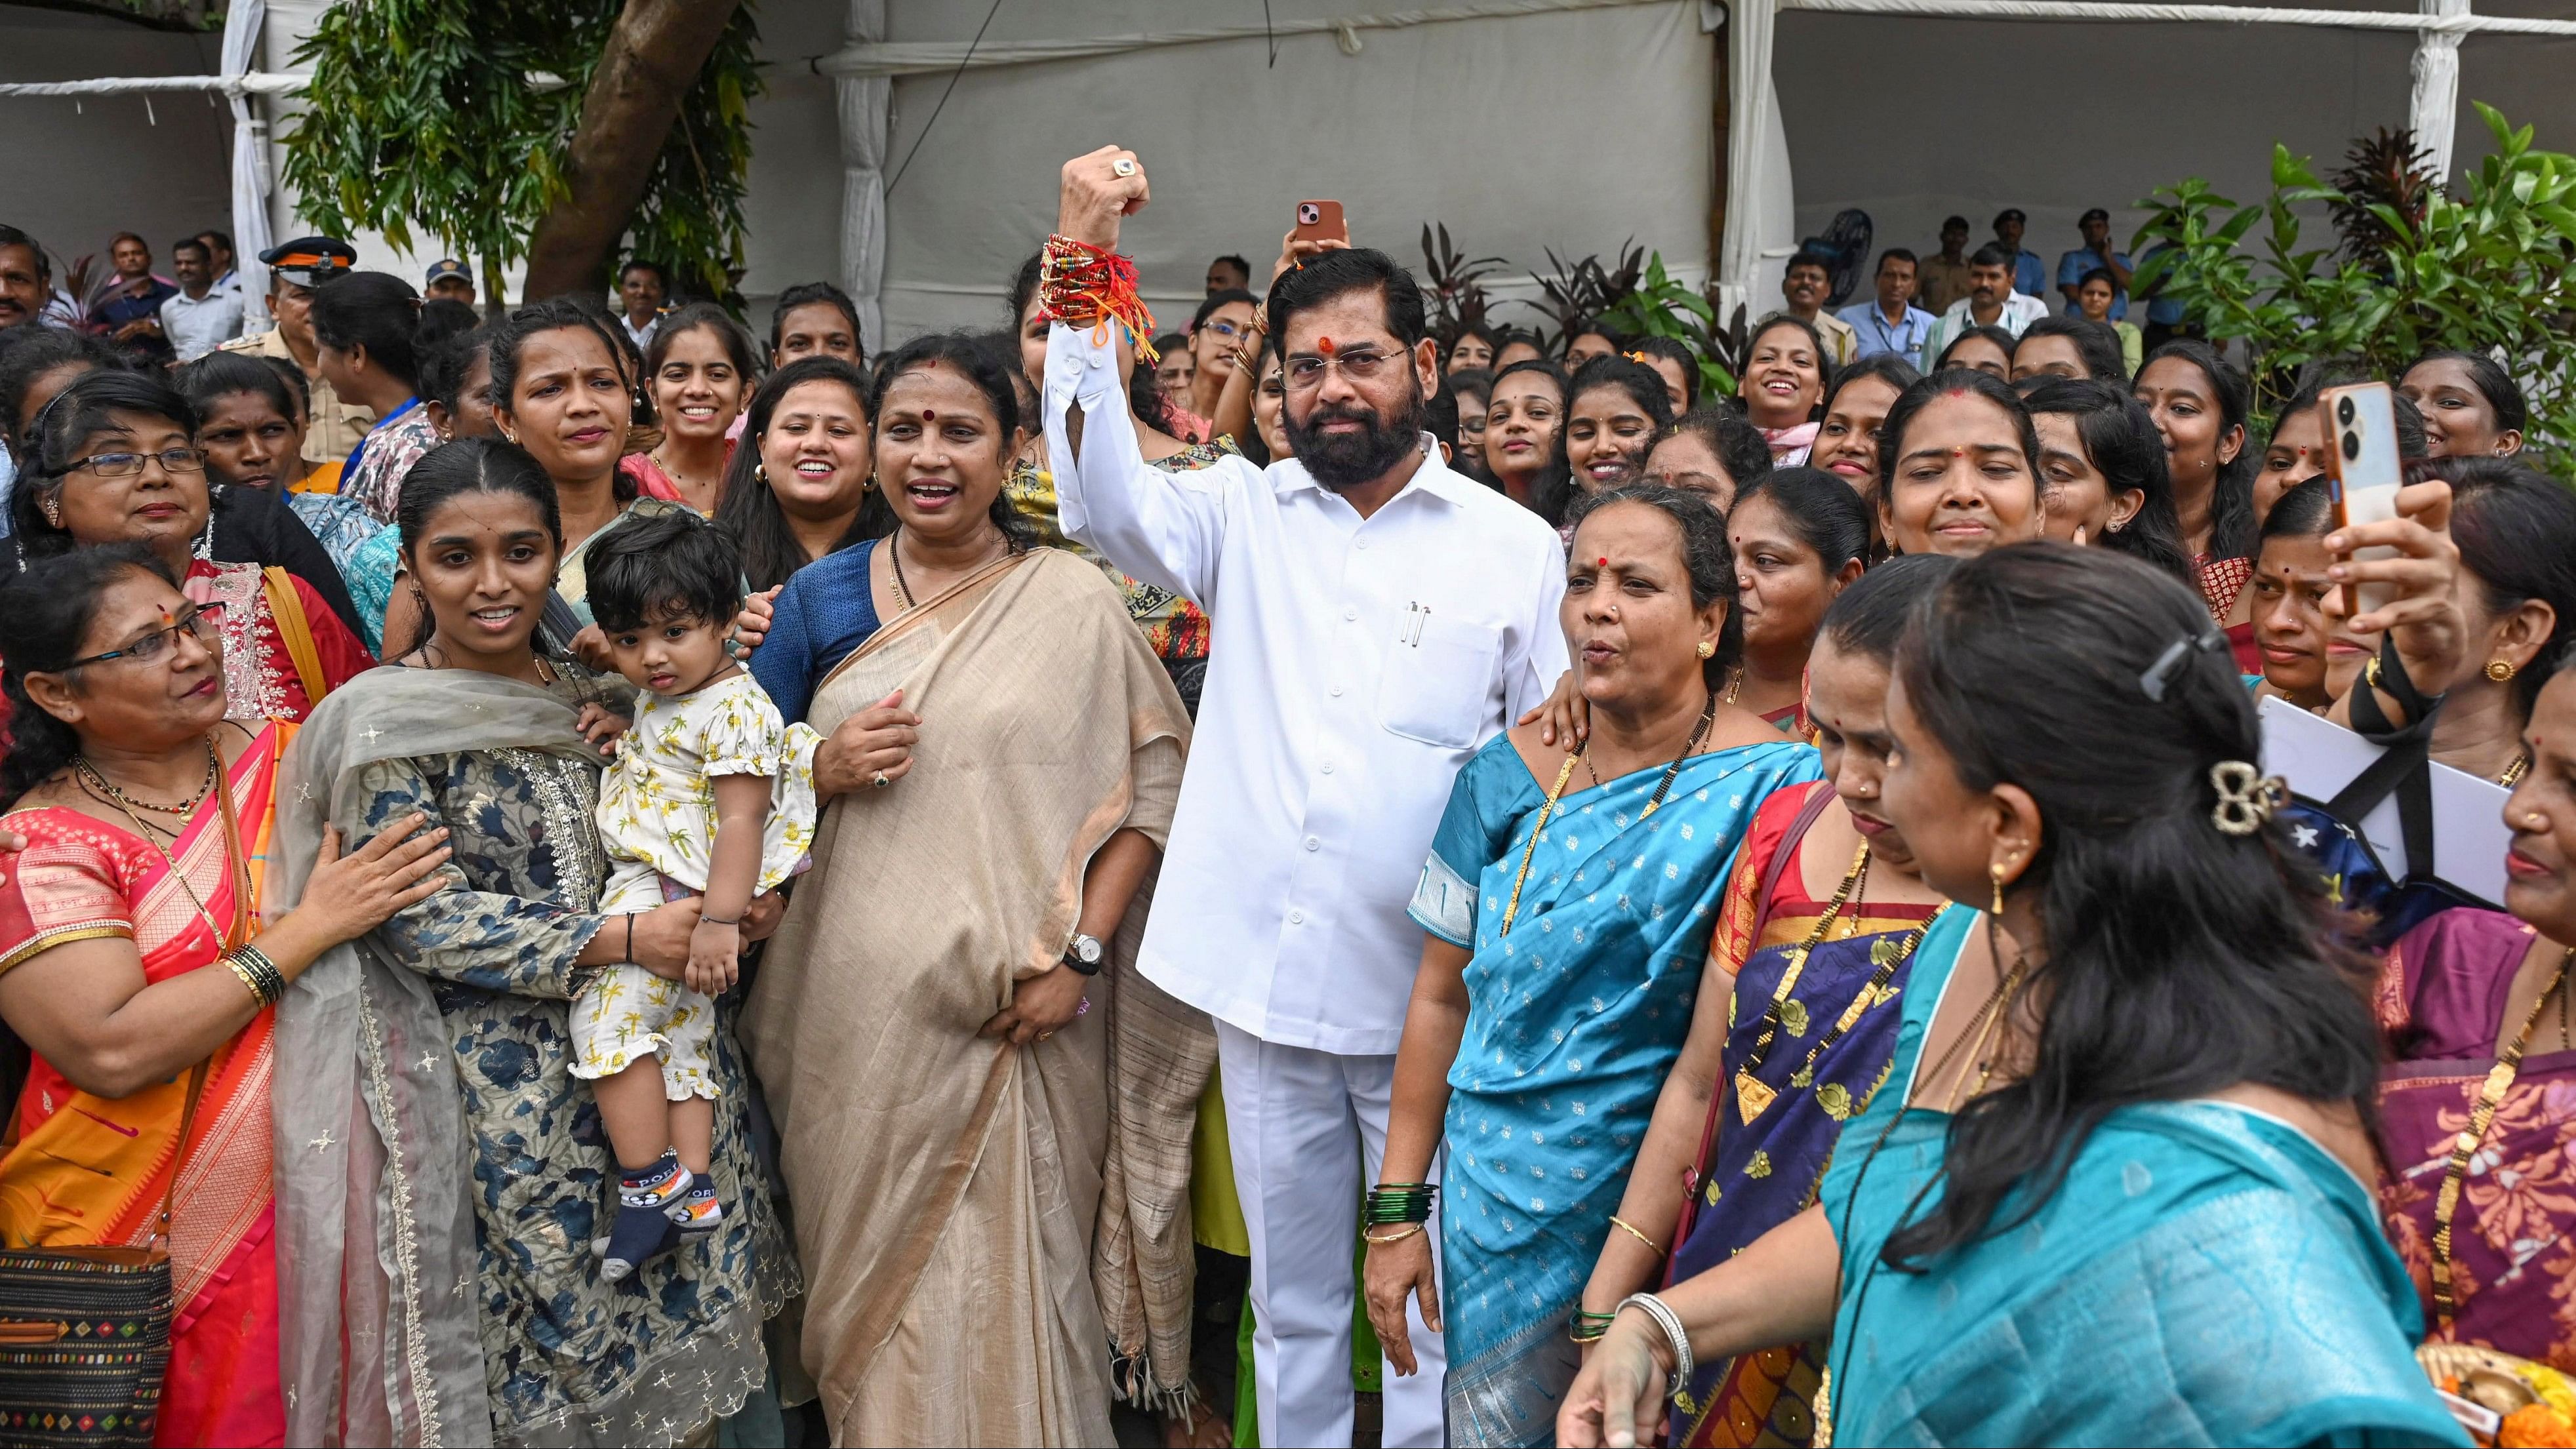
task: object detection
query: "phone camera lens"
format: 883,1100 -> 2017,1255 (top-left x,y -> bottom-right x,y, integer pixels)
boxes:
2338,398 -> 2356,425
1298,204 -> 1319,224
2343,431 -> 2363,462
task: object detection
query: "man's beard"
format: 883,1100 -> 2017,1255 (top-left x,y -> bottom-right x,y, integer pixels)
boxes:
1287,382 -> 1427,494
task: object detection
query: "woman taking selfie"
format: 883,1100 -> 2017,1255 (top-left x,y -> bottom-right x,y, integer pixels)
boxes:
0,548 -> 445,1447
1561,545 -> 2458,1449
1365,483 -> 1820,1445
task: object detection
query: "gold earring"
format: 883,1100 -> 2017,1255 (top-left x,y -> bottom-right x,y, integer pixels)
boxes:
2487,658 -> 2518,683
1696,641 -> 1715,659
1989,862 -> 2008,916
754,462 -> 765,483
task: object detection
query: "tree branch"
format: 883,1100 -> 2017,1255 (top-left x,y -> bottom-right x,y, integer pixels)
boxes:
521,0 -> 745,303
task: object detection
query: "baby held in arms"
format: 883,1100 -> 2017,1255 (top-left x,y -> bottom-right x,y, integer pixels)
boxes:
578,511 -> 820,1280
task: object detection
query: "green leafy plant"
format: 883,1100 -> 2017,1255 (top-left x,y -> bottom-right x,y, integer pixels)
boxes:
280,0 -> 762,311
2132,104 -> 2576,463
1601,250 -> 1742,399
1533,241 -> 1646,352
1419,223 -> 1506,346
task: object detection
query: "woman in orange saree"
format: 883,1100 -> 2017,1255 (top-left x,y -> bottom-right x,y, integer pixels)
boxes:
0,547 -> 445,1447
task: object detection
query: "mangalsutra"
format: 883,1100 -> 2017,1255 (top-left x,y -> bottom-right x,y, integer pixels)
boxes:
889,526 -> 1012,610
76,740 -> 220,818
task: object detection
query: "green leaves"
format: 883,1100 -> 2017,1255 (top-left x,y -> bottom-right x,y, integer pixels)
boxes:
2132,108 -> 2576,468
1601,250 -> 1739,399
279,0 -> 763,311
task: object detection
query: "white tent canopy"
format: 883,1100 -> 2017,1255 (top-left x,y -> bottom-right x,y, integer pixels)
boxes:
5,0 -> 2571,339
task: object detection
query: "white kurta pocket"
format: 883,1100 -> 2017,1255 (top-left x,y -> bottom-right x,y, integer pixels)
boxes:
1377,614 -> 1500,748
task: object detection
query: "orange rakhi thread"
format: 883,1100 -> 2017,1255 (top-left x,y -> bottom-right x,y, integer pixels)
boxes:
1037,233 -> 1160,363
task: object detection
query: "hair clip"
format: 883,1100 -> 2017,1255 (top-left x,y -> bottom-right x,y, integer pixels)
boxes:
1624,350 -> 1650,364
2139,628 -> 2226,702
2209,761 -> 2289,836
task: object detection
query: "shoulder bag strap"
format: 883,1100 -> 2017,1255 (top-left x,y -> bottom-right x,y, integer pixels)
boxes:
260,566 -> 331,704
1673,780 -> 1840,1259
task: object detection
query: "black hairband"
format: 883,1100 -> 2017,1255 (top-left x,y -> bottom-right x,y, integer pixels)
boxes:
2139,628 -> 2227,702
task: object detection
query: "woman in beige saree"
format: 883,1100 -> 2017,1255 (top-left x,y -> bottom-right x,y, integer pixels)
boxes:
740,334 -> 1188,1446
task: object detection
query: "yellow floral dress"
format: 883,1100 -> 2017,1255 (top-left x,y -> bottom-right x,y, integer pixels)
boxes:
577,670 -> 822,1095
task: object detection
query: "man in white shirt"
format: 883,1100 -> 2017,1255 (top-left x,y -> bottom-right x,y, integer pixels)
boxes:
1918,243 -> 2051,370
159,236 -> 244,361
617,259 -> 667,351
1045,146 -> 1569,1449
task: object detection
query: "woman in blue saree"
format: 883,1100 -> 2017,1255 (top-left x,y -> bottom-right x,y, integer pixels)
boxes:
1362,484 -> 1821,1448
1561,543 -> 2464,1449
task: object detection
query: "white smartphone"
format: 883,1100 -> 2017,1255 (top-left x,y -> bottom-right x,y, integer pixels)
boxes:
2320,380 -> 2404,618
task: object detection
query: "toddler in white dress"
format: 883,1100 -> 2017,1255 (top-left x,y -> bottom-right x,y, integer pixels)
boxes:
581,512 -> 820,1280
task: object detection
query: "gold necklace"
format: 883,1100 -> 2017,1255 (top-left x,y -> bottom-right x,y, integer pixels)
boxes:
87,738 -> 238,949
2430,945 -> 2571,1328
1502,694 -> 1718,938
1914,941 -> 2030,1115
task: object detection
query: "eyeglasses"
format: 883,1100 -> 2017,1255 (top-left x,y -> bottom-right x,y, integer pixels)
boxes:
1285,350 -> 1399,390
64,447 -> 208,479
60,601 -> 226,669
1201,318 -> 1248,340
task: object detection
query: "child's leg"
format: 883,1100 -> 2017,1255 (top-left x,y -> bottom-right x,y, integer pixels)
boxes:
664,992 -> 725,1234
592,1057 -> 675,1171
573,960 -> 691,1280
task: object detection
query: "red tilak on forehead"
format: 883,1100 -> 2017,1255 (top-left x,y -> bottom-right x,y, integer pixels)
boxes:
1597,557 -> 1610,568
1318,336 -> 1337,357
921,408 -> 936,422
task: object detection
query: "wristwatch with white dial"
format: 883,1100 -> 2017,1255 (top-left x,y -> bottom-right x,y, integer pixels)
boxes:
1062,932 -> 1105,976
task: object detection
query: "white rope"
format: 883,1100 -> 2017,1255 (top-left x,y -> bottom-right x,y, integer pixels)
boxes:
0,71 -> 306,98
1778,0 -> 2576,35
807,0 -> 1681,78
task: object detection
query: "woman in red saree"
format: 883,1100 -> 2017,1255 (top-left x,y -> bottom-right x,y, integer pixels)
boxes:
0,547 -> 447,1446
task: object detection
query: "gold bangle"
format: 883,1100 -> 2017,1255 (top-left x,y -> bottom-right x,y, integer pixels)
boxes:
1362,1223 -> 1426,1247
1609,1214 -> 1666,1258
227,957 -> 268,1005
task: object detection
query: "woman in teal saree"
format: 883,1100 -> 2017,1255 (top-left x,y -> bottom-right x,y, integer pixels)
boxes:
1561,543 -> 2463,1449
1363,485 -> 1821,1448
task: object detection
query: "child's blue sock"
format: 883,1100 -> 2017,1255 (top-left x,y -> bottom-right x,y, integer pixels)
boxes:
597,1151 -> 689,1282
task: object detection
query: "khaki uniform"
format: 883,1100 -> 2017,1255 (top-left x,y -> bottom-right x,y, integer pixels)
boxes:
1918,254 -> 1975,315
219,325 -> 372,468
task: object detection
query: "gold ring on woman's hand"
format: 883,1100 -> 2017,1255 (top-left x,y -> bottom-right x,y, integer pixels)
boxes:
872,771 -> 891,789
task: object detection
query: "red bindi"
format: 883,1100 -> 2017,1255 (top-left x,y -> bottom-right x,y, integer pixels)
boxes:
1318,336 -> 1337,357
921,407 -> 936,421
1597,557 -> 1610,568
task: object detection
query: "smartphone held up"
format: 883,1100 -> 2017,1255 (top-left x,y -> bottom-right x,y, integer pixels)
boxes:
2321,381 -> 2405,618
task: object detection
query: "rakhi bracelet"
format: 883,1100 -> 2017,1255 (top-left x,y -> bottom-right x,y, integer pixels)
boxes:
697,915 -> 742,927
224,944 -> 287,1006
1038,234 -> 1160,363
1364,1183 -> 1437,1225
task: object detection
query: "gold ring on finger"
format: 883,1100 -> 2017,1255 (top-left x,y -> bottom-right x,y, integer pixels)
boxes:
1111,157 -> 1138,177
1037,1031 -> 1054,1042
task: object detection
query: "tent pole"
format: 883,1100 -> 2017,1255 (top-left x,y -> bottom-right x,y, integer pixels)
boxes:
837,0 -> 891,349
1708,7 -> 1731,290
2410,0 -> 2468,180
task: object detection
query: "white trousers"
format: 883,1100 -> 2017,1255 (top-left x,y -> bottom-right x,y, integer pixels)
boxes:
1217,1020 -> 1447,1449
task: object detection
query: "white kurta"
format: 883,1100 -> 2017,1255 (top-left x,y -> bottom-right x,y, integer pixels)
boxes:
1043,320 -> 1571,1056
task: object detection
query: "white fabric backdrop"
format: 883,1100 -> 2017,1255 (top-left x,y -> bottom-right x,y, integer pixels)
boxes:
869,0 -> 1715,341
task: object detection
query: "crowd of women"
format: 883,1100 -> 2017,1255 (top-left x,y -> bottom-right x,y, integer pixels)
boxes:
0,152 -> 2567,1449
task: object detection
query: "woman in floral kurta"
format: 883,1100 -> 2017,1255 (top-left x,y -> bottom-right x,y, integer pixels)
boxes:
346,673 -> 799,1440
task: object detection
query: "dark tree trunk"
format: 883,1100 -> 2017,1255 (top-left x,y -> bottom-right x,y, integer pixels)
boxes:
519,0 -> 743,304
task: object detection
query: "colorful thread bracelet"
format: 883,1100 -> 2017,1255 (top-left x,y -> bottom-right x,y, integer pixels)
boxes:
1038,234 -> 1160,364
